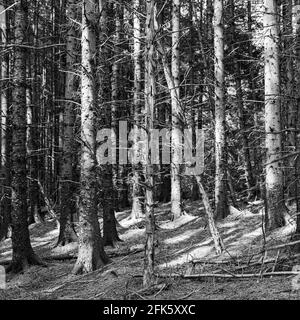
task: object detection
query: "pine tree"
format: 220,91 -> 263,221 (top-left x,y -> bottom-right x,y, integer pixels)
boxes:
73,0 -> 109,274
57,0 -> 78,246
170,0 -> 183,220
264,0 -> 286,230
214,0 -> 229,219
143,0 -> 157,288
8,0 -> 43,273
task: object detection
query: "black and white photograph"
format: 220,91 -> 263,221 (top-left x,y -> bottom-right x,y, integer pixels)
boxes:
0,0 -> 300,304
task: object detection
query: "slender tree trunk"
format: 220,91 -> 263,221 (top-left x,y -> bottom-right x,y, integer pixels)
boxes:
73,0 -> 109,274
50,0 -> 62,208
293,0 -> 300,246
187,2 -> 199,201
0,4 -> 6,170
8,0 -> 43,273
0,1 -> 11,240
247,0 -> 260,198
29,2 -> 43,225
264,0 -> 286,230
111,4 -> 121,213
57,0 -> 77,246
214,0 -> 229,219
131,0 -> 144,220
282,0 -> 296,202
171,0 -> 183,220
26,51 -> 37,225
143,0 -> 157,288
98,0 -> 121,247
229,0 -> 255,201
205,0 -> 215,118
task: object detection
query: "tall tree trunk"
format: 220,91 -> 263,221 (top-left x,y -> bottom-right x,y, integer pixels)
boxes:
187,1 -> 199,201
111,3 -> 121,213
57,0 -> 77,246
229,0 -> 255,201
264,0 -> 286,230
98,0 -> 121,247
0,3 -> 6,171
214,0 -> 229,219
282,0 -> 296,203
29,1 -> 43,225
143,0 -> 157,288
205,0 -> 215,118
293,0 -> 300,246
0,1 -> 11,240
52,0 -> 61,208
8,0 -> 42,273
26,49 -> 37,225
171,0 -> 183,220
73,0 -> 109,274
247,0 -> 260,198
131,0 -> 144,220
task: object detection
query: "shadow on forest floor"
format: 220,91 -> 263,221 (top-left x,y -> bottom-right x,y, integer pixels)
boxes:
0,200 -> 300,300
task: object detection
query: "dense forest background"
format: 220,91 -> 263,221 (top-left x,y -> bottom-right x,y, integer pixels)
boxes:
1,0 -> 300,299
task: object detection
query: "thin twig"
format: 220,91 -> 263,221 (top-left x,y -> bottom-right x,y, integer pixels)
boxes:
178,288 -> 201,300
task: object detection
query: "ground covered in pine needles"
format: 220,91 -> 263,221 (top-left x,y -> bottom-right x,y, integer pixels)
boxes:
0,200 -> 300,300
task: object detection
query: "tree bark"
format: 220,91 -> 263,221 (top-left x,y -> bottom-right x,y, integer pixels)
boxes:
229,0 -> 255,201
170,0 -> 183,220
143,0 -> 157,288
282,0 -> 297,202
73,0 -> 109,274
0,1 -> 11,241
264,0 -> 286,230
293,0 -> 300,248
214,0 -> 229,220
57,0 -> 77,246
9,0 -> 43,273
98,0 -> 121,247
131,0 -> 144,220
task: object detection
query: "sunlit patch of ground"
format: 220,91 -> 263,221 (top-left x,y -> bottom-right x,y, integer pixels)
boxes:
163,229 -> 203,245
159,214 -> 197,230
0,201 -> 299,300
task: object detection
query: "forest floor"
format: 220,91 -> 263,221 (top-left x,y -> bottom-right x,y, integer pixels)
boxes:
0,200 -> 300,300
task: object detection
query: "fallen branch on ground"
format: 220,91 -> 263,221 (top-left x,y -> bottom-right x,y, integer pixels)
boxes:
191,240 -> 300,264
264,240 -> 300,252
191,259 -> 238,265
156,271 -> 300,279
230,258 -> 281,271
192,254 -> 300,274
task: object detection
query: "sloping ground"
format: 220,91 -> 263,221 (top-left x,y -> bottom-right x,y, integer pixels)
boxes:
0,200 -> 300,300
